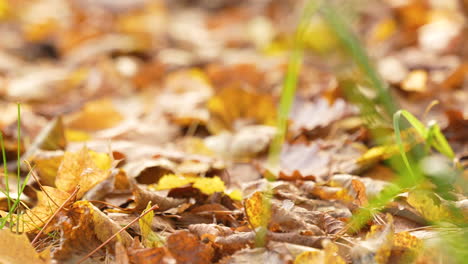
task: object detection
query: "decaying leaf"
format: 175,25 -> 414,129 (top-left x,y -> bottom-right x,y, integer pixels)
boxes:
52,200 -> 133,261
166,230 -> 214,264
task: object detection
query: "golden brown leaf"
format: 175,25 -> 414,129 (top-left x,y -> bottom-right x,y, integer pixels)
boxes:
166,230 -> 214,264
55,147 -> 112,198
65,99 -> 124,131
207,86 -> 276,133
8,186 -> 70,233
52,201 -> 133,261
0,229 -> 50,264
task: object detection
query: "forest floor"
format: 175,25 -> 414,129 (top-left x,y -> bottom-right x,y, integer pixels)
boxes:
0,0 -> 467,263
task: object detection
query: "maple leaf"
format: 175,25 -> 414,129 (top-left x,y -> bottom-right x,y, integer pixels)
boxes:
55,147 -> 112,198
2,186 -> 71,233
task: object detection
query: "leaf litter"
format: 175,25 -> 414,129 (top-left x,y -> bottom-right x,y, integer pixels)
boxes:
0,0 -> 467,263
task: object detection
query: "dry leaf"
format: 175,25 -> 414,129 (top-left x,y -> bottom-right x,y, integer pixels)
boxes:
244,191 -> 271,229
0,229 -> 50,264
207,86 -> 276,133
294,240 -> 346,264
55,147 -> 112,198
65,99 -> 124,131
132,185 -> 185,213
52,200 -> 133,261
351,215 -> 395,264
167,230 -> 214,264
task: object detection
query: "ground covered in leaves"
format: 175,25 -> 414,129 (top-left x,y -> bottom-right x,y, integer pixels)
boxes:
0,0 -> 468,263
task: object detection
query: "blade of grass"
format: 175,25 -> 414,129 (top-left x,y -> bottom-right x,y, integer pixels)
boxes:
321,3 -> 397,118
267,0 -> 321,170
16,103 -> 21,230
0,132 -> 12,221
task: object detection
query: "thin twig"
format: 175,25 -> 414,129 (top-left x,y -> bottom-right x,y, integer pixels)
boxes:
77,204 -> 159,264
31,185 -> 80,245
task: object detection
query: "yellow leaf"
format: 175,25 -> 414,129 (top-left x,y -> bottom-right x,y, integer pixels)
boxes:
7,186 -> 70,233
65,129 -> 91,142
0,229 -> 50,264
155,174 -> 193,190
192,176 -> 225,195
407,189 -> 452,222
138,202 -> 164,248
65,99 -> 124,131
228,189 -> 243,201
32,153 -> 64,186
294,241 -> 345,264
155,174 -> 226,195
207,86 -> 276,133
392,232 -> 423,263
55,147 -> 112,198
89,150 -> 112,171
244,191 -> 271,229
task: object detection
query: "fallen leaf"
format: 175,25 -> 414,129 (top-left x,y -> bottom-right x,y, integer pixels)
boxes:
401,70 -> 428,92
52,200 -> 133,261
55,147 -> 112,198
244,191 -> 271,229
278,139 -> 366,182
0,229 -> 50,264
207,86 -> 276,133
7,186 -> 71,233
138,202 -> 164,248
167,230 -> 214,264
154,174 -> 226,195
132,185 -> 185,213
290,97 -> 354,134
65,99 -> 124,131
294,240 -> 346,264
351,215 -> 395,264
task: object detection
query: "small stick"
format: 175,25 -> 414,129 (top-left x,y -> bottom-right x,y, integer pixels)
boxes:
77,204 -> 159,264
31,185 -> 80,245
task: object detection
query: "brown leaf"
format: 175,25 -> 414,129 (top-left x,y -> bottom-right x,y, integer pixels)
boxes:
167,230 -> 214,264
290,97 -> 354,134
52,201 -> 133,261
278,139 -> 365,182
132,185 -> 186,213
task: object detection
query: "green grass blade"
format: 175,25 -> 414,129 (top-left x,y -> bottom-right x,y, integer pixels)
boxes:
321,3 -> 397,118
0,132 -> 12,217
393,110 -> 417,182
